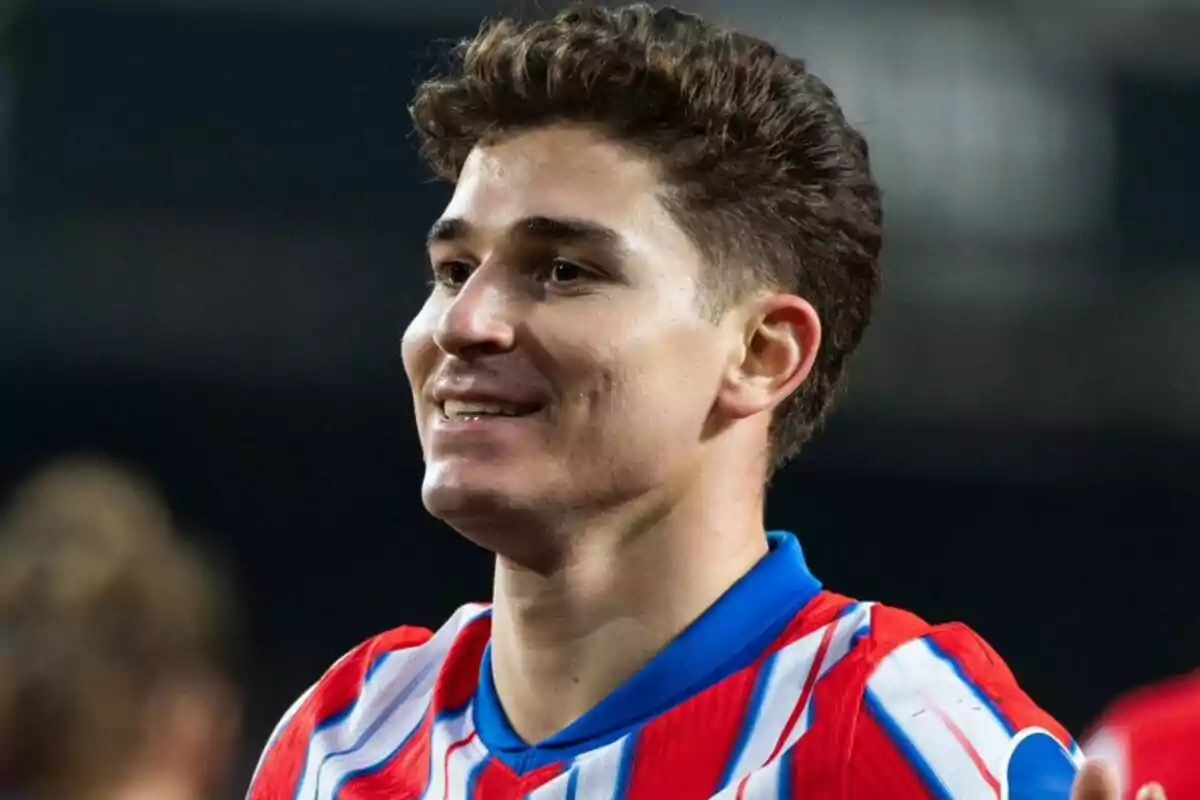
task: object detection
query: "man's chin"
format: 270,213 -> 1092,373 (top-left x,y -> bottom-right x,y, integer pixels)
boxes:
420,473 -> 538,524
421,480 -> 557,559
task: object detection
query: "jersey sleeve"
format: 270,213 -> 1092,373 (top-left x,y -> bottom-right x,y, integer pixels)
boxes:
246,625 -> 434,800
844,622 -> 1081,799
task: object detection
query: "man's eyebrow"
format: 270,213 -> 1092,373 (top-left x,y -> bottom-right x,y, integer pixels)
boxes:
516,216 -> 621,247
426,217 -> 470,249
425,216 -> 626,252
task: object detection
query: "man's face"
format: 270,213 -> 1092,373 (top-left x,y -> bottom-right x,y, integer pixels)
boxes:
402,125 -> 736,528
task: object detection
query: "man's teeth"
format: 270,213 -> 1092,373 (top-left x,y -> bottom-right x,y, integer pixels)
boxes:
442,399 -> 534,418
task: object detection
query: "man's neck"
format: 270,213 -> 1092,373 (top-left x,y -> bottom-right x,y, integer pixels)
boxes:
488,492 -> 769,745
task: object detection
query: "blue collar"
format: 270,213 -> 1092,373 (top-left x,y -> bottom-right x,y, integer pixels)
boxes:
473,530 -> 823,774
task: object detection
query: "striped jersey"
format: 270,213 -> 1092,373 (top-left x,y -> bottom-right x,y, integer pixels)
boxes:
249,532 -> 1083,799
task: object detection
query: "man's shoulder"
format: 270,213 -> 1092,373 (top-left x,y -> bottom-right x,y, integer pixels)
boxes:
772,593 -> 949,689
247,603 -> 492,798
788,594 -> 1036,697
314,602 -> 492,698
796,598 -> 1080,798
856,611 -> 1073,742
722,596 -> 1079,796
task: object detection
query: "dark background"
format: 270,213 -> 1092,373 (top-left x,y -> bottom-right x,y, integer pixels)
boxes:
2,0 -> 1198,788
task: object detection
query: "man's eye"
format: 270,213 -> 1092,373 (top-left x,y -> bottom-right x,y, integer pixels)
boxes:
434,261 -> 473,287
544,259 -> 588,284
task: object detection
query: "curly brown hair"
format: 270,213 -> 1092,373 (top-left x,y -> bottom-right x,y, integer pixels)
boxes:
411,3 -> 883,468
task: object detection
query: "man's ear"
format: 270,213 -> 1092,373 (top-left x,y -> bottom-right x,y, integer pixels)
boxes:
714,293 -> 821,421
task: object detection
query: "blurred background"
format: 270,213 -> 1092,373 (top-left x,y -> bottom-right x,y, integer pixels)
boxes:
1,0 -> 1198,792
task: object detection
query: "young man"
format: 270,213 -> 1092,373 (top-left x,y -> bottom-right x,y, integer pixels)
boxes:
248,5 -> 1141,798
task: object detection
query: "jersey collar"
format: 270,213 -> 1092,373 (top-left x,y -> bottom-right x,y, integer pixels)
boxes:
474,530 -> 823,773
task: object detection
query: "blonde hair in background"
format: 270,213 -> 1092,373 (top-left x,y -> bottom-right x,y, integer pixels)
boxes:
0,456 -> 235,799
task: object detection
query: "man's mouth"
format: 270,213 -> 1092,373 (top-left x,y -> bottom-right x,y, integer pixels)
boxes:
440,399 -> 542,420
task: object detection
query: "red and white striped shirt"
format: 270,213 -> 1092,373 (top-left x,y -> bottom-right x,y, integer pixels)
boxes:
249,532 -> 1081,799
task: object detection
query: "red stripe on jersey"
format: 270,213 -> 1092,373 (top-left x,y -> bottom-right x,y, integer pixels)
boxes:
765,618 -> 838,764
726,618 -> 843,797
433,614 -> 492,713
249,626 -> 434,799
924,691 -> 1001,797
333,709 -> 434,798
472,759 -> 568,800
784,603 -> 927,797
622,660 -> 763,799
468,759 -> 509,800
840,704 -> 937,799
442,732 -> 479,800
766,591 -> 859,654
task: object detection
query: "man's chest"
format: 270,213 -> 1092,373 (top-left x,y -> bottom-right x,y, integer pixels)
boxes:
266,599 -> 870,799
321,709 -> 840,800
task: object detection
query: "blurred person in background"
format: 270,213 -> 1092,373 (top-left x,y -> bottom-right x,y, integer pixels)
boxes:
1081,673 -> 1199,800
247,4 -> 1161,799
0,458 -> 242,800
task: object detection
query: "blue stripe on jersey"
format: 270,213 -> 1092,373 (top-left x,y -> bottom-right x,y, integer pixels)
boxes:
364,649 -> 394,684
838,601 -> 872,658
778,746 -> 796,800
864,688 -> 953,800
328,700 -> 431,800
564,766 -> 580,800
314,662 -> 436,796
612,732 -> 640,800
289,699 -> 357,800
849,614 -> 872,651
717,651 -> 779,790
294,652 -> 427,800
921,637 -> 1015,735
465,754 -> 490,800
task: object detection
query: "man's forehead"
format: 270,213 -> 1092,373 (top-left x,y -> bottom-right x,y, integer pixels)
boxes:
467,125 -> 650,177
443,129 -> 663,230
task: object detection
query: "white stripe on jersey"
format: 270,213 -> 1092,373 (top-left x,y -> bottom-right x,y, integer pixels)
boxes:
310,660 -> 437,800
732,756 -> 783,800
419,703 -> 483,800
777,602 -> 873,750
866,636 -> 1012,798
292,603 -> 489,800
523,771 -> 571,800
722,602 -> 873,787
523,733 -> 632,800
575,734 -> 633,799
249,638 -> 379,792
442,730 -> 489,800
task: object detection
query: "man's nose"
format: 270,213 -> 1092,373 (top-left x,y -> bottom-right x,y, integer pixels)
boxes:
432,272 -> 518,358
